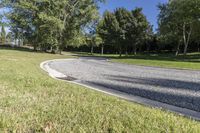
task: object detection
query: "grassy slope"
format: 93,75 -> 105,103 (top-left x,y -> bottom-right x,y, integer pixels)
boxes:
0,49 -> 200,132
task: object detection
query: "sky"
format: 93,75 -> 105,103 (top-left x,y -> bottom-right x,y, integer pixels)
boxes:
99,0 -> 168,32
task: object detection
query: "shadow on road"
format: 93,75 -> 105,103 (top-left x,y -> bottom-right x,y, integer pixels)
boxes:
86,75 -> 200,112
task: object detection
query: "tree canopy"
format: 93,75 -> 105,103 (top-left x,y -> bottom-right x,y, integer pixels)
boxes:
158,0 -> 200,55
2,0 -> 104,53
97,8 -> 152,56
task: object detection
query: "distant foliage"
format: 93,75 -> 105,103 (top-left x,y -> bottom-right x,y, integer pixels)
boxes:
97,8 -> 153,56
2,0 -> 103,53
1,25 -> 6,44
158,0 -> 200,55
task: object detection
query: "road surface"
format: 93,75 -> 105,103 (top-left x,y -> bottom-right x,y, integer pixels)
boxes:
48,57 -> 200,113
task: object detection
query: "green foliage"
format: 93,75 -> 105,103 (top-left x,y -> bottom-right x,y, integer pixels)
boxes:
158,0 -> 200,55
6,32 -> 13,42
3,0 -> 103,52
97,11 -> 119,46
97,8 -> 152,56
1,25 -> 6,44
129,8 -> 150,54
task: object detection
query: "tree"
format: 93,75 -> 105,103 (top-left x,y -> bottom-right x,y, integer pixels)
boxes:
158,3 -> 182,56
129,8 -> 149,55
158,0 -> 200,55
95,35 -> 103,55
192,21 -> 200,52
97,18 -> 108,55
98,8 -> 151,56
6,32 -> 14,43
1,25 -> 6,44
97,11 -> 121,56
85,10 -> 100,55
145,25 -> 154,52
3,0 -> 104,53
114,8 -> 132,55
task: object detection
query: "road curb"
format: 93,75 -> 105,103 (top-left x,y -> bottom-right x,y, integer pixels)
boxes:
40,58 -> 200,121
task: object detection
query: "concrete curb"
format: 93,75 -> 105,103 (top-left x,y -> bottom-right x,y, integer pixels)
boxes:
40,58 -> 200,121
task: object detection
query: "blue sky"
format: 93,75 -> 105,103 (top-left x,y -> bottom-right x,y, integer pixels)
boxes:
99,0 -> 168,32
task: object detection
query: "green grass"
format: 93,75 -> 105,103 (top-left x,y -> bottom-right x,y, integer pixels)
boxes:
77,52 -> 200,70
0,48 -> 200,132
111,53 -> 200,70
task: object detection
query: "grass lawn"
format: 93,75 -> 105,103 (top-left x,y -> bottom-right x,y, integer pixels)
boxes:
111,53 -> 200,70
0,48 -> 200,132
77,52 -> 200,70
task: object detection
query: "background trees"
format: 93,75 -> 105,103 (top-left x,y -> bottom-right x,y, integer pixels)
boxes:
1,0 -> 200,56
97,8 -> 152,56
2,0 -> 103,53
158,0 -> 200,55
1,25 -> 6,44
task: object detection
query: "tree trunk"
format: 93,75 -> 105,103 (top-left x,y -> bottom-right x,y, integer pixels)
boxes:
146,42 -> 150,52
18,38 -> 21,47
119,47 -> 122,57
91,44 -> 94,55
15,39 -> 17,46
175,41 -> 181,56
139,44 -> 142,53
125,46 -> 128,56
132,43 -> 137,55
134,44 -> 137,55
183,23 -> 192,55
101,44 -> 104,55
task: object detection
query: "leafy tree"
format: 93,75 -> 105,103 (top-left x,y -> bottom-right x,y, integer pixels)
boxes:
3,0 -> 104,53
158,3 -> 182,55
85,10 -> 100,54
192,21 -> 200,52
129,8 -> 149,55
158,0 -> 200,55
97,17 -> 108,55
98,8 -> 151,56
97,11 -> 121,56
114,8 -> 132,55
6,32 -> 13,43
1,25 -> 6,44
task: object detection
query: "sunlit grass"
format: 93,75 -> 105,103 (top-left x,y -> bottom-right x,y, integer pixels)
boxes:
0,48 -> 200,132
111,53 -> 200,70
77,52 -> 200,70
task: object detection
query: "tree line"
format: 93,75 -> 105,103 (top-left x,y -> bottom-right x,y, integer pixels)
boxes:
158,0 -> 200,55
1,0 -> 200,56
97,8 -> 153,56
95,0 -> 200,56
1,0 -> 104,53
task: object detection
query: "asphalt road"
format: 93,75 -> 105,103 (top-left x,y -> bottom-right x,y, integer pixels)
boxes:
48,57 -> 200,112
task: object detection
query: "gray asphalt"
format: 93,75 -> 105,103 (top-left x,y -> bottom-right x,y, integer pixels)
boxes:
48,57 -> 200,112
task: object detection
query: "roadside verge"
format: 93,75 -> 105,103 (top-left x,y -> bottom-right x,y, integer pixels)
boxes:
40,59 -> 200,121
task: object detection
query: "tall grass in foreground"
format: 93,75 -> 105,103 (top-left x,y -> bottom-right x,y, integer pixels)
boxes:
0,49 -> 199,132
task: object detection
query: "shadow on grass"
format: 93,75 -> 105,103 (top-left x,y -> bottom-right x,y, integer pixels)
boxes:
0,45 -> 35,52
0,45 -> 54,54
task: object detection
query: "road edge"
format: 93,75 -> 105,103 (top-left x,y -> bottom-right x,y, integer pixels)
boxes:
40,59 -> 200,121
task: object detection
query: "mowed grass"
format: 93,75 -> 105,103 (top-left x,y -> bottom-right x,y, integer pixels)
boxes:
77,52 -> 200,70
0,48 -> 200,132
111,53 -> 200,70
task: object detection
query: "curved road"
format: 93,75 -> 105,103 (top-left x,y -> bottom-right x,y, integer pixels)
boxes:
48,57 -> 200,114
